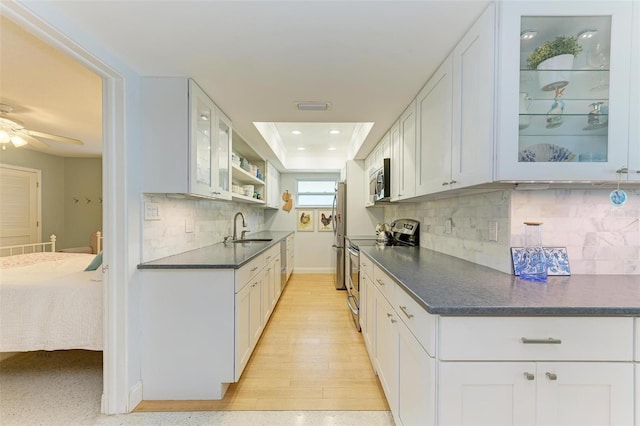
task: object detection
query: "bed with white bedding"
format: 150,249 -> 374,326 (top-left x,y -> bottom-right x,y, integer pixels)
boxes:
0,237 -> 103,352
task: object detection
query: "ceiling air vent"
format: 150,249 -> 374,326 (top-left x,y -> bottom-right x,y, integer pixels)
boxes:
296,102 -> 329,111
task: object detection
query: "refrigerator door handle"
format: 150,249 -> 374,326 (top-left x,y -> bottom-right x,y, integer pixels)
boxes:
332,192 -> 337,233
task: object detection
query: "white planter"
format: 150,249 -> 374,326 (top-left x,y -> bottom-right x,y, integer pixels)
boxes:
536,54 -> 574,91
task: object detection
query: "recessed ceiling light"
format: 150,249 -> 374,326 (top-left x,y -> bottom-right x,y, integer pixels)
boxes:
297,147 -> 305,151
329,129 -> 340,135
328,147 -> 336,151
577,29 -> 598,39
520,30 -> 537,40
291,130 -> 302,135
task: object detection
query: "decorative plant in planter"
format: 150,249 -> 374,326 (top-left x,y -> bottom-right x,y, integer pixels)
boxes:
527,36 -> 583,91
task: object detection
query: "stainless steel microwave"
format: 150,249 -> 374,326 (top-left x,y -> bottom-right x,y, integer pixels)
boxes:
369,158 -> 390,202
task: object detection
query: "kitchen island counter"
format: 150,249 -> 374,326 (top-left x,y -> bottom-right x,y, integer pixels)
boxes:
138,231 -> 292,269
360,245 -> 640,316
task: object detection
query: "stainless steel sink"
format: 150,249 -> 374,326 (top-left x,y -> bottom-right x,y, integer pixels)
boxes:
230,238 -> 273,243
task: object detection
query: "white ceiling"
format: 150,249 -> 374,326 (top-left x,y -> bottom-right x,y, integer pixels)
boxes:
0,16 -> 102,157
2,0 -> 491,167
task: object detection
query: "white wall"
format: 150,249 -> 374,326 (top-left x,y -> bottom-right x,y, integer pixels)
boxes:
266,172 -> 338,273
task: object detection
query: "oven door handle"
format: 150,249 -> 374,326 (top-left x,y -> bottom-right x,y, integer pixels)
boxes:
347,246 -> 359,257
346,294 -> 359,315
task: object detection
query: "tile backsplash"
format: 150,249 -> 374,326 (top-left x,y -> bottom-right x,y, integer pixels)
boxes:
142,194 -> 266,262
386,188 -> 640,275
384,191 -> 512,272
511,189 -> 639,275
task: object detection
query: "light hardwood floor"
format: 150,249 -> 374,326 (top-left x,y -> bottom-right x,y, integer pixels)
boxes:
135,273 -> 389,412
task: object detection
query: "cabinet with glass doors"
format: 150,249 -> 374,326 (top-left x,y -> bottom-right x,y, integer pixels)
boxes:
496,1 -> 633,182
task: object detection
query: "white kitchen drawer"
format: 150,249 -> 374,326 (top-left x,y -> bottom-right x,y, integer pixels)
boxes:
235,254 -> 264,291
395,286 -> 436,357
439,316 -> 633,361
263,245 -> 279,266
373,264 -> 396,307
360,253 -> 374,280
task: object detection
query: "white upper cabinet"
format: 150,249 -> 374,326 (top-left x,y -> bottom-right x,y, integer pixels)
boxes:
451,3 -> 495,189
142,78 -> 231,200
496,1 -> 634,181
265,161 -> 281,209
393,101 -> 417,201
415,56 -> 453,196
390,119 -> 401,201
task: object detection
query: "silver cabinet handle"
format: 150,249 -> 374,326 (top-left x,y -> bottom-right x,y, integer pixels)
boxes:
376,279 -> 385,286
545,372 -> 557,381
399,305 -> 413,319
523,372 -> 535,381
442,181 -> 449,186
266,256 -> 272,260
390,318 -> 397,324
250,266 -> 258,272
387,313 -> 393,318
521,337 -> 562,344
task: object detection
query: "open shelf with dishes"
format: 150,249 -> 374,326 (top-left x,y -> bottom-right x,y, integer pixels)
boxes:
231,130 -> 266,204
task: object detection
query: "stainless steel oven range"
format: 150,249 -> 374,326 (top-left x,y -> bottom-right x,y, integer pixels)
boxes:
345,218 -> 420,331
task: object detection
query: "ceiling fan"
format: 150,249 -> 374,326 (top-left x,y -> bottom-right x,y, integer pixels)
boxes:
0,103 -> 83,149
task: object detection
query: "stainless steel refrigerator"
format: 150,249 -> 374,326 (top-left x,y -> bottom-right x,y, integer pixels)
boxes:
332,181 -> 346,290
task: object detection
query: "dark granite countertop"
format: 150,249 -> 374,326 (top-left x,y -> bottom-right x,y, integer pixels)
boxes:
138,231 -> 293,269
360,245 -> 640,316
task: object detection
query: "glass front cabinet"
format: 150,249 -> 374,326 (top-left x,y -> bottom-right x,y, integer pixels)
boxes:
496,1 -> 634,182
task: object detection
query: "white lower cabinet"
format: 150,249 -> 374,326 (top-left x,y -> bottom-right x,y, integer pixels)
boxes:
360,254 -> 636,425
141,241 -> 288,400
374,285 -> 398,414
360,269 -> 375,360
235,270 -> 262,380
439,361 -> 536,426
367,258 -> 437,426
398,321 -> 435,426
438,316 -> 634,426
439,361 -> 633,426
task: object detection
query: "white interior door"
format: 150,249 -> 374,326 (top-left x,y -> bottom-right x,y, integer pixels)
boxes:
0,164 -> 40,246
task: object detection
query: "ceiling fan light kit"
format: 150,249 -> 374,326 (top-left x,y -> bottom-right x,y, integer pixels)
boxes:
0,103 -> 83,149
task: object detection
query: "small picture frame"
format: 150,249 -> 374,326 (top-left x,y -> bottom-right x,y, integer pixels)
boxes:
296,209 -> 314,232
317,209 -> 333,232
510,247 -> 571,276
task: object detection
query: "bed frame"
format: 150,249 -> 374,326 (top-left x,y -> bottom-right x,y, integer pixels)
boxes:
0,235 -> 57,257
0,232 -> 102,257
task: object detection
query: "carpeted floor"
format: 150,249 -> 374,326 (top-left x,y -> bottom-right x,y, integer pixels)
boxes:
0,350 -> 395,425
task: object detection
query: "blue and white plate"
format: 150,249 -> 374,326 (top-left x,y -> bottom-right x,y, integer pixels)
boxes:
518,143 -> 575,162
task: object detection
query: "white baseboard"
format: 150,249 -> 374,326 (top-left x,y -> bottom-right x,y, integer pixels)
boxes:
128,380 -> 143,412
293,267 -> 334,274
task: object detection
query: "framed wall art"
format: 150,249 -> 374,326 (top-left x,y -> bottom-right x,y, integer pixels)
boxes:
317,209 -> 333,232
296,209 -> 314,232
